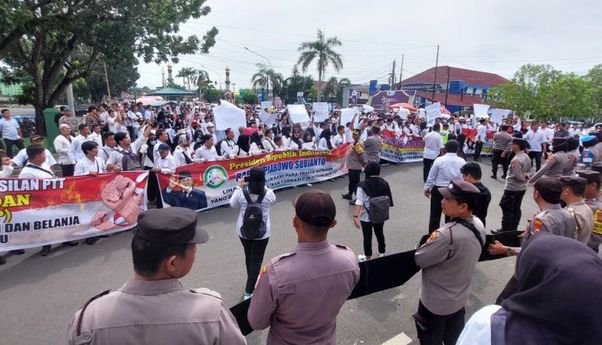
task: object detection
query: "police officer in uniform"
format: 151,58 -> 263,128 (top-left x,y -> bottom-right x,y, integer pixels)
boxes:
342,129 -> 365,205
578,169 -> 602,253
414,179 -> 485,345
66,208 -> 246,345
560,175 -> 593,244
248,189 -> 360,345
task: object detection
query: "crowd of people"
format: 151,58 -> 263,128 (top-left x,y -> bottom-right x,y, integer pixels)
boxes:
2,101 -> 602,344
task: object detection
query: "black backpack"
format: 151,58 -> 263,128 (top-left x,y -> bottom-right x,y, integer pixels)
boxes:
240,187 -> 267,239
215,139 -> 225,156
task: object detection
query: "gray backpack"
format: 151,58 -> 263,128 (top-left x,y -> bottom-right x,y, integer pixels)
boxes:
368,195 -> 391,223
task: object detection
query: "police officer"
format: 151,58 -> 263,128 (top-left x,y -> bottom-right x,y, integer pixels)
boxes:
578,169 -> 602,253
414,179 -> 485,345
342,129 -> 365,205
560,175 -> 593,244
248,189 -> 360,345
497,138 -> 531,232
66,208 -> 246,345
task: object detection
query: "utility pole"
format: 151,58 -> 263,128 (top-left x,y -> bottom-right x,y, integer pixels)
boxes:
390,59 -> 396,88
103,62 -> 112,103
398,54 -> 404,90
444,66 -> 451,107
431,44 -> 439,100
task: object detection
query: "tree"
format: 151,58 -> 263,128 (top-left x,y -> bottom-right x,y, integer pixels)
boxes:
251,64 -> 284,99
0,0 -> 218,133
586,64 -> 602,112
190,69 -> 212,99
203,88 -> 223,103
323,77 -> 351,105
281,66 -> 314,104
176,67 -> 197,90
75,55 -> 140,103
242,91 -> 258,105
297,29 -> 343,101
546,74 -> 598,119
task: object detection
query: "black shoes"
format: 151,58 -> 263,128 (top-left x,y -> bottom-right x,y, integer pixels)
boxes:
342,193 -> 352,200
501,175 -> 507,179
491,175 -> 497,179
85,237 -> 98,245
65,241 -> 79,246
40,245 -> 51,256
0,255 -> 5,265
349,199 -> 356,205
9,249 -> 25,255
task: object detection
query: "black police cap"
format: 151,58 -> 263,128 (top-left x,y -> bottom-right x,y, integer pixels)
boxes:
134,208 -> 208,246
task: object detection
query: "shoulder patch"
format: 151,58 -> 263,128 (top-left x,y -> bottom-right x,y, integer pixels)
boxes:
426,230 -> 442,244
335,244 -> 351,250
259,263 -> 270,278
190,288 -> 222,300
533,218 -> 544,232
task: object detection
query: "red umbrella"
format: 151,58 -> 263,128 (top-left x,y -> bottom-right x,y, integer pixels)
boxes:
389,102 -> 416,112
441,107 -> 451,115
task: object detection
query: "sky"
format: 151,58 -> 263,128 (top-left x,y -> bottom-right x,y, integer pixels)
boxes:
136,0 -> 602,90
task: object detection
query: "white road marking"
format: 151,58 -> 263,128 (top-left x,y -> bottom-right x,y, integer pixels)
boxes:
382,332 -> 413,345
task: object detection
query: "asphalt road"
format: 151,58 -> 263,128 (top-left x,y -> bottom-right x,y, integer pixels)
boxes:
0,159 -> 539,345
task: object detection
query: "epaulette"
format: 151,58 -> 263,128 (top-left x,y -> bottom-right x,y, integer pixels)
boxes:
190,287 -> 222,300
272,252 -> 296,264
335,244 -> 351,250
76,289 -> 111,336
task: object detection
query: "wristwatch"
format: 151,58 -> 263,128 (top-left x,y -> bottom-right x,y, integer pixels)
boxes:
505,247 -> 513,256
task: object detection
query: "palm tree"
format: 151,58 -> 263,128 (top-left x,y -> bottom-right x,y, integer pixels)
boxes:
323,77 -> 351,104
251,63 -> 284,99
190,69 -> 212,99
176,67 -> 197,90
297,29 -> 343,101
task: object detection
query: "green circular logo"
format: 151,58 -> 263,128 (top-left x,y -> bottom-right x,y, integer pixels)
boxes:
203,165 -> 228,189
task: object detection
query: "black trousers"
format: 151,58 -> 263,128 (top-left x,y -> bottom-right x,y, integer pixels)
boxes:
60,164 -> 74,177
491,149 -> 508,177
499,189 -> 526,231
423,158 -> 435,183
240,237 -> 269,294
429,187 -> 450,233
145,170 -> 162,207
348,169 -> 361,196
414,300 -> 465,345
360,221 -> 385,257
528,151 -> 542,171
473,140 -> 483,160
4,138 -> 24,158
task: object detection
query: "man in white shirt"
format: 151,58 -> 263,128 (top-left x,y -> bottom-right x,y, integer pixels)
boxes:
153,144 -> 178,175
70,124 -> 92,163
106,132 -> 147,171
204,123 -> 218,143
194,135 -> 222,162
173,136 -> 194,167
218,128 -> 238,157
524,121 -> 548,171
424,140 -> 466,233
474,119 -> 487,161
333,125 -> 346,147
127,105 -> 143,140
54,124 -> 76,176
74,141 -> 107,176
423,124 -> 443,182
12,134 -> 57,168
151,129 -> 169,168
98,131 -> 117,164
0,109 -> 24,158
89,124 -> 103,147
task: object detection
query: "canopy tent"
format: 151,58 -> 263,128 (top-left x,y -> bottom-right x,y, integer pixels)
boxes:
148,87 -> 196,100
389,102 -> 416,112
135,96 -> 164,105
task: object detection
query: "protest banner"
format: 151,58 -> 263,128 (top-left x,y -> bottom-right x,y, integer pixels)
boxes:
474,103 -> 490,118
425,102 -> 441,123
340,108 -> 359,126
490,108 -> 511,124
214,100 -> 246,131
156,144 -> 352,212
312,102 -> 329,122
287,104 -> 310,124
0,172 -> 149,251
379,130 -> 425,163
260,100 -> 273,109
259,109 -> 278,127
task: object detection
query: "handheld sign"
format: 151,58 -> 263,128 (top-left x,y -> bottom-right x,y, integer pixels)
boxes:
214,100 -> 246,131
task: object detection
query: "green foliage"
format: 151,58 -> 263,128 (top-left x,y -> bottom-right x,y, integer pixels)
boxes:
242,91 -> 258,105
586,64 -> 602,111
251,64 -> 284,98
176,67 -> 198,90
203,88 -> 223,103
323,77 -> 351,105
75,56 -> 140,103
297,29 -> 343,101
281,67 -> 314,104
0,0 -> 218,132
489,64 -> 598,120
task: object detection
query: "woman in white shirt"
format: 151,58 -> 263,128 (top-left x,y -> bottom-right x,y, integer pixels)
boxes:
302,131 -> 316,150
235,134 -> 252,157
287,128 -> 303,150
317,128 -> 334,151
262,128 -> 277,152
54,124 -> 76,176
229,167 -> 276,300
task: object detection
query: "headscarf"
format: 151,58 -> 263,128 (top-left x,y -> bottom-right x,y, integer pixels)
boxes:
237,134 -> 251,154
357,162 -> 393,207
247,167 -> 265,195
250,131 -> 264,150
502,234 -> 602,345
320,128 -> 333,149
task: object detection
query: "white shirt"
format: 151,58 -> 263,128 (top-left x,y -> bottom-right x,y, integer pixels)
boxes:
525,129 -> 547,152
194,145 -> 221,162
424,153 -> 466,190
302,142 -> 316,150
0,118 -> 21,140
106,137 -> 147,171
90,132 -> 103,147
18,163 -> 55,178
229,187 -> 276,240
317,137 -> 331,150
423,131 -> 443,160
173,145 -> 194,166
98,146 -> 115,164
333,134 -> 345,147
456,305 -> 502,345
476,124 -> 487,141
154,154 -> 178,174
262,138 -> 277,152
53,135 -> 75,165
355,186 -> 372,222
74,156 -> 107,176
344,128 -> 354,143
12,148 -> 56,168
0,164 -> 14,178
288,138 -> 303,150
220,139 -> 238,157
70,134 -> 90,162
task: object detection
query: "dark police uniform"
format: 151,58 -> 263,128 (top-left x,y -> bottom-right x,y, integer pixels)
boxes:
414,180 -> 485,345
66,208 -> 246,345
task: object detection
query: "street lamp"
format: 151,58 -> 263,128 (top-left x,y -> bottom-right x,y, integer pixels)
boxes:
245,47 -> 273,100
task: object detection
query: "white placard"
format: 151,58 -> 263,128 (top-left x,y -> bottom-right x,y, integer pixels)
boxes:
260,101 -> 273,109
312,102 -> 329,122
474,103 -> 490,118
214,100 -> 246,130
341,108 -> 359,126
259,109 -> 278,127
425,102 -> 441,123
287,104 -> 309,124
362,104 -> 375,113
490,108 -> 511,124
